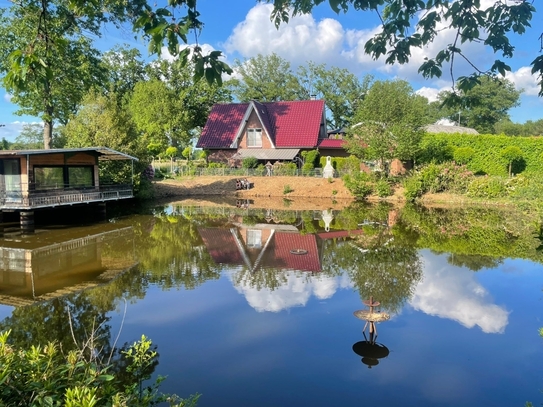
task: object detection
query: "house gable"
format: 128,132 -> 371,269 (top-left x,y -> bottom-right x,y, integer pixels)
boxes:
231,101 -> 276,149
197,99 -> 327,150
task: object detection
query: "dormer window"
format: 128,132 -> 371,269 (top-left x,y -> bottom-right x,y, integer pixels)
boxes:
247,128 -> 262,148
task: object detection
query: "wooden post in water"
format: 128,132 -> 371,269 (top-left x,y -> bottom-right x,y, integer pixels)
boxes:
20,211 -> 34,234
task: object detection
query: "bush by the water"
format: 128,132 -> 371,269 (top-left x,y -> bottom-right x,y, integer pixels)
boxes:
343,172 -> 374,199
0,331 -> 198,407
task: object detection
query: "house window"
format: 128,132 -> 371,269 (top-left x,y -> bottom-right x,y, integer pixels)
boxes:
247,229 -> 262,249
34,167 -> 64,190
247,128 -> 262,148
68,166 -> 94,188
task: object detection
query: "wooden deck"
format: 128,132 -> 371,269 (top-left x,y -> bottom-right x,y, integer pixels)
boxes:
0,184 -> 134,210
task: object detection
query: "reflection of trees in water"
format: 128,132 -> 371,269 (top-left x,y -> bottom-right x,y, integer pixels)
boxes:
322,229 -> 422,314
232,267 -> 320,291
131,213 -> 222,290
399,205 -> 543,263
447,253 -> 503,271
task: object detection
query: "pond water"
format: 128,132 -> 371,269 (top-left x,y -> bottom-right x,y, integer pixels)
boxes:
0,200 -> 542,406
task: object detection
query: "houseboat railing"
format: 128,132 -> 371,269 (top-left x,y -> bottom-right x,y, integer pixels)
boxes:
0,183 -> 134,209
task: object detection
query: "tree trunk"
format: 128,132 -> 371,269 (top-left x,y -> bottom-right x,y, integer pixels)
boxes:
43,120 -> 53,149
509,162 -> 512,178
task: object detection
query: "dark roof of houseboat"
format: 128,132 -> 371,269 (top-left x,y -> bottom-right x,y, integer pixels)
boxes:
0,147 -> 138,161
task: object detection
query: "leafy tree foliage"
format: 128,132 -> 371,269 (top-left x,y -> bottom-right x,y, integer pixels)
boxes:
494,118 -> 543,136
0,8 -> 105,149
11,123 -> 44,150
231,53 -> 304,102
346,79 -> 427,171
101,45 -> 147,103
297,62 -> 372,129
266,0 -> 541,96
437,76 -> 521,133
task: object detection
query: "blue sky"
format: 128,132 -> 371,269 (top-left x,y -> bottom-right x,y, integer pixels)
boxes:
1,0 -> 542,140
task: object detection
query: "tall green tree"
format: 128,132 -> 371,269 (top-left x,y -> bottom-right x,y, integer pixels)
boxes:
130,58 -> 232,152
346,80 -> 427,172
101,45 -> 147,103
297,62 -> 372,129
63,90 -> 145,158
438,76 -> 521,133
231,53 -> 304,102
0,8 -> 105,149
266,0 -> 541,96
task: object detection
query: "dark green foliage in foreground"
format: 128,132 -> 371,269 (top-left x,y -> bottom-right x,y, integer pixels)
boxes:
0,331 -> 198,407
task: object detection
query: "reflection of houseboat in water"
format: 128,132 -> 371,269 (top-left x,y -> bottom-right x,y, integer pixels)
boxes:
198,211 -> 364,273
0,223 -> 137,307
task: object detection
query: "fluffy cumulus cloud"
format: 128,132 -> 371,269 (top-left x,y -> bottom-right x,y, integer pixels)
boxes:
231,270 -> 351,313
225,4 -> 345,67
506,66 -> 542,96
410,254 -> 509,333
3,93 -> 12,103
224,4 -> 499,82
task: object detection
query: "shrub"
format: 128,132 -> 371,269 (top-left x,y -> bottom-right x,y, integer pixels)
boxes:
467,176 -> 507,199
343,172 -> 373,199
453,147 -> 475,165
302,150 -> 320,168
274,162 -> 298,176
0,331 -> 197,407
242,157 -> 259,169
403,176 -> 424,202
208,162 -> 226,168
375,179 -> 392,197
283,184 -> 293,194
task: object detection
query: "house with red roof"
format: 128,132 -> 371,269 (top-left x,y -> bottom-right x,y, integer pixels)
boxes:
196,100 -> 348,165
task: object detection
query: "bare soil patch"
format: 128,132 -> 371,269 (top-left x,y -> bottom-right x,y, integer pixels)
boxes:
153,175 -> 354,199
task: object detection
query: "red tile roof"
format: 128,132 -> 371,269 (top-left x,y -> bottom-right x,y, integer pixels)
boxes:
270,232 -> 321,272
197,100 -> 325,149
197,103 -> 248,149
198,228 -> 244,265
318,139 -> 346,148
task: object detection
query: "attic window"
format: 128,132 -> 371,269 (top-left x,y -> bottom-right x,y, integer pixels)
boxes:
247,128 -> 262,148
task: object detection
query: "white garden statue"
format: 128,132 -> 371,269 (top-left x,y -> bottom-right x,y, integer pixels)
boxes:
322,156 -> 335,179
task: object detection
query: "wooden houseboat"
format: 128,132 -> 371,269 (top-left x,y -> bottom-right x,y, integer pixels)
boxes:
0,147 -> 137,228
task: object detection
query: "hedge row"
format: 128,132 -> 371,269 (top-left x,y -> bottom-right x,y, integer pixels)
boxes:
420,133 -> 543,176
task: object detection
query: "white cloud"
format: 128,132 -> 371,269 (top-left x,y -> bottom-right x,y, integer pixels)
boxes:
225,4 -> 345,67
506,66 -> 541,96
231,271 -> 348,312
0,121 -> 43,142
410,254 -> 509,333
3,93 -> 12,103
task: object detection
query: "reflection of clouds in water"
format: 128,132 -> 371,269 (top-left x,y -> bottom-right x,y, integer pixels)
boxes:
232,272 -> 351,312
410,253 -> 509,333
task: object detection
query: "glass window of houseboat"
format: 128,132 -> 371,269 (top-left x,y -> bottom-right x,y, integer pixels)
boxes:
68,167 -> 93,188
34,167 -> 64,190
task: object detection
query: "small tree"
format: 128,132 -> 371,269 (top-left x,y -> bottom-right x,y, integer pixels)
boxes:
182,146 -> 193,164
165,146 -> 178,172
500,146 -> 523,177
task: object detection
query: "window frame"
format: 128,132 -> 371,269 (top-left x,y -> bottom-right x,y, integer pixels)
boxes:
247,128 -> 263,148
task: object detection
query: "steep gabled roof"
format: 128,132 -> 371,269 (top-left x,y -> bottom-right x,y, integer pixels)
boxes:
197,100 -> 325,149
197,103 -> 249,149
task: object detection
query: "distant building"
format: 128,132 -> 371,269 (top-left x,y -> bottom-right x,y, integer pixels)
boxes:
424,124 -> 479,134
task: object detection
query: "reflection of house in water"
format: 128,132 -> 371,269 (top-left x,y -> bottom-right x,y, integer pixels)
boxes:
199,223 -> 363,273
0,224 -> 137,307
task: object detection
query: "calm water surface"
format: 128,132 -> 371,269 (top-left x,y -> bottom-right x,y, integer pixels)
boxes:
0,201 -> 542,406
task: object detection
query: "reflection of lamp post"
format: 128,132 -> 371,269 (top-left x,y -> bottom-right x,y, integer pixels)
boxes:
352,296 -> 391,368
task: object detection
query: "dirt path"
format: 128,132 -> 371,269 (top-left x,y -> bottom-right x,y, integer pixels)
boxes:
152,175 -> 358,210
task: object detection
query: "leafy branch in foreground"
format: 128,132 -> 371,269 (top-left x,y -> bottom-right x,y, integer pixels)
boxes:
0,330 -> 198,407
266,0 -> 542,96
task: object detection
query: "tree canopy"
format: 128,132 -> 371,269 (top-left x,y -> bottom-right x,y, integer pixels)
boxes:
266,0 -> 542,96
